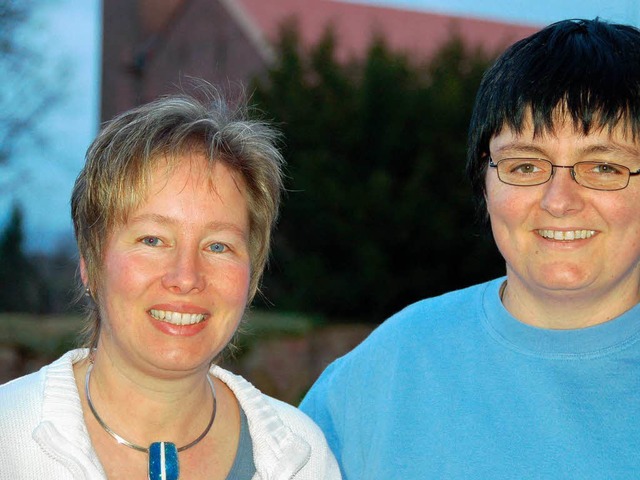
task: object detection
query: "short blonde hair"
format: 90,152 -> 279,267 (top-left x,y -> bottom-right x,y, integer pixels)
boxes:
71,87 -> 284,348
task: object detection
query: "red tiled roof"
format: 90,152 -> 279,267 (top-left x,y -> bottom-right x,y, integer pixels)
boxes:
234,0 -> 541,62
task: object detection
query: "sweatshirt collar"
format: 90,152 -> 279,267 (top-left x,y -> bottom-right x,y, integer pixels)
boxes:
482,278 -> 640,358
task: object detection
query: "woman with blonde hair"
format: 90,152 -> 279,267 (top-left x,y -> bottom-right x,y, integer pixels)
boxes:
0,87 -> 340,480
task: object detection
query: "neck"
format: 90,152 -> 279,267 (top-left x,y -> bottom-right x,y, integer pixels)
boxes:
501,275 -> 640,329
81,350 -> 215,446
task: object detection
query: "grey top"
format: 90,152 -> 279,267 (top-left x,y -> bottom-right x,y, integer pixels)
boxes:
226,407 -> 256,479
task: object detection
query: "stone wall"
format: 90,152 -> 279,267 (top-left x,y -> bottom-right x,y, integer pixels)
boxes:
1,323 -> 374,405
222,323 -> 374,404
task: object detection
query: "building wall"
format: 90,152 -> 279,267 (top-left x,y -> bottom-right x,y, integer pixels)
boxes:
101,0 -> 267,121
239,0 -> 538,64
101,0 -> 539,122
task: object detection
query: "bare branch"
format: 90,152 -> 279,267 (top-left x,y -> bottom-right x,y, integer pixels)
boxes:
0,0 -> 63,165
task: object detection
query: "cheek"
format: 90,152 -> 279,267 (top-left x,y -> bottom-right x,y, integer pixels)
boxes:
217,264 -> 251,305
589,189 -> 640,233
484,175 -> 504,215
486,182 -> 531,222
485,188 -> 508,222
101,251 -> 157,299
607,200 -> 640,226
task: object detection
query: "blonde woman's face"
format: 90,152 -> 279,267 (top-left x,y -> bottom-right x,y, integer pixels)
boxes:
92,154 -> 251,376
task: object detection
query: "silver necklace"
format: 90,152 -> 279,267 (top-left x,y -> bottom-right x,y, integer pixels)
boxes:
84,363 -> 217,480
499,280 -> 508,302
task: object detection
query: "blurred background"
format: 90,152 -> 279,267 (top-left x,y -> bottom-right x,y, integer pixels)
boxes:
1,0 -> 639,404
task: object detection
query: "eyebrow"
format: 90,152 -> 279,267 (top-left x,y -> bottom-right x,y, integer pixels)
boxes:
580,144 -> 640,159
492,143 -> 546,156
128,213 -> 248,238
493,142 -> 640,160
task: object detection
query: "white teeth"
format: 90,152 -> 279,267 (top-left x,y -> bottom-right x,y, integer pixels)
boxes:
149,309 -> 206,325
537,229 -> 596,240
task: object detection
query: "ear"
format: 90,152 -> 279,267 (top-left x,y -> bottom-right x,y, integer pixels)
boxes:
79,256 -> 89,287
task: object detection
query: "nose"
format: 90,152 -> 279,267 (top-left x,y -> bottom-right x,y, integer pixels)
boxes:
162,249 -> 206,293
539,166 -> 585,217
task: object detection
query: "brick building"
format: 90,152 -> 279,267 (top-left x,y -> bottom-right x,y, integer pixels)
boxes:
101,0 -> 540,121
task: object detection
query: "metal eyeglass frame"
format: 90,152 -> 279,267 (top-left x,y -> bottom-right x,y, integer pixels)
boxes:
488,157 -> 640,191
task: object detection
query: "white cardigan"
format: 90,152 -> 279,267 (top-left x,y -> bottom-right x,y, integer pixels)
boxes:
0,350 -> 340,479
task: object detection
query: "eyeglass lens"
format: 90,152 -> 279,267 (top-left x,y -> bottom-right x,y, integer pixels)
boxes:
494,158 -> 631,190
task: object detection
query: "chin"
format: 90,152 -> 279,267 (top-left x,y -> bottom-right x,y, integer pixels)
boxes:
144,346 -> 218,374
532,268 -> 593,292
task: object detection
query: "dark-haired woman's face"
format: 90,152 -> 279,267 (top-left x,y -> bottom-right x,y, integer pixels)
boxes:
485,116 -> 640,327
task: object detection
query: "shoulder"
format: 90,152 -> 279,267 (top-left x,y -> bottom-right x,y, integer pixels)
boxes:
264,394 -> 331,441
211,366 -> 341,478
211,366 -> 327,441
342,279 -> 496,359
0,365 -> 46,424
258,393 -> 342,478
0,350 -> 82,426
385,280 -> 492,329
300,280 -> 500,413
0,368 -> 50,473
0,359 -> 53,459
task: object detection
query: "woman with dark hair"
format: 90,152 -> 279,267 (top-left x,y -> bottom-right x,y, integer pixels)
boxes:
301,19 -> 640,479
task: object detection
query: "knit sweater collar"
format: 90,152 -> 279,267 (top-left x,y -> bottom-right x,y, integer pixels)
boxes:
33,349 -> 310,479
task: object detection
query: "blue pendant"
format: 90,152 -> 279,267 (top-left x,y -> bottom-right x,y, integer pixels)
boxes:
148,442 -> 179,480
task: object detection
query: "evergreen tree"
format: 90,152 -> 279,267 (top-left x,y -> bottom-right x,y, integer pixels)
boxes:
252,25 -> 504,323
0,204 -> 48,312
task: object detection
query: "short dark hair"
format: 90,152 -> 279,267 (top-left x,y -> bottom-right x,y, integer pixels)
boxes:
467,18 -> 640,215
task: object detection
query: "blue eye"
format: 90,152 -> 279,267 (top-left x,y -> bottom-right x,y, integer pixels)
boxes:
209,243 -> 226,253
141,236 -> 162,247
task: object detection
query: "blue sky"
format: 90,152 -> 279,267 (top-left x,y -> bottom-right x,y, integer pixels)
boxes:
353,0 -> 640,26
3,0 -> 640,252
0,0 -> 100,252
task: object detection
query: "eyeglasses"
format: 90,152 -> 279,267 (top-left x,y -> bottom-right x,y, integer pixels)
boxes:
488,157 -> 640,191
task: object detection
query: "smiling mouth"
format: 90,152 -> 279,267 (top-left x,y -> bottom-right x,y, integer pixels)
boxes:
149,309 -> 207,325
537,229 -> 596,241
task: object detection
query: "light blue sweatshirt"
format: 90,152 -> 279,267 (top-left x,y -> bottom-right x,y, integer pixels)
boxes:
301,278 -> 640,479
